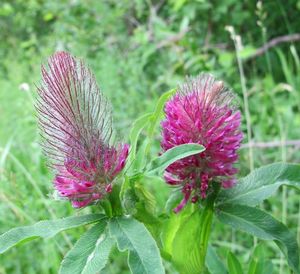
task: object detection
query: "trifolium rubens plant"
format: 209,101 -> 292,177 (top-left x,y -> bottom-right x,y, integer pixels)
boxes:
0,52 -> 299,274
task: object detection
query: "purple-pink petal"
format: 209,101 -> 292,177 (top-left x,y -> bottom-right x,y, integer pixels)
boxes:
161,74 -> 243,212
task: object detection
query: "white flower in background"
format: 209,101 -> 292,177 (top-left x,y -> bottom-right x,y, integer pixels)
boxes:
19,83 -> 30,92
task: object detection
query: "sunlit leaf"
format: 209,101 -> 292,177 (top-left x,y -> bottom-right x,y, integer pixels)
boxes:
171,206 -> 213,274
217,163 -> 300,207
146,143 -> 205,174
0,214 -> 105,254
60,220 -> 114,274
109,217 -> 164,274
161,207 -> 192,257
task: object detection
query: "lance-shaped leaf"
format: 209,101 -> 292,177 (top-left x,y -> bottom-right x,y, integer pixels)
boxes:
0,214 -> 105,254
227,252 -> 243,274
247,243 -> 273,274
147,88 -> 176,137
60,219 -> 114,274
216,204 -> 300,274
127,113 -> 152,167
171,204 -> 214,274
217,163 -> 300,207
109,216 -> 165,274
128,89 -> 176,174
146,143 -> 205,174
206,245 -> 227,274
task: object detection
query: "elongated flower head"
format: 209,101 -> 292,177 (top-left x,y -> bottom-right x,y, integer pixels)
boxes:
36,51 -> 129,208
161,74 -> 242,212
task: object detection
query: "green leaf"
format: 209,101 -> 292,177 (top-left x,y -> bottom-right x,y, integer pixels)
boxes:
108,182 -> 123,217
146,143 -> 205,174
144,88 -> 176,159
247,260 -> 273,274
247,244 -> 273,274
248,260 -> 273,274
172,210 -> 203,274
133,182 -> 163,242
147,88 -> 176,137
217,163 -> 300,207
172,205 -> 214,274
134,182 -> 156,215
109,217 -> 164,274
247,244 -> 264,274
129,138 -> 149,172
121,176 -> 162,242
60,220 -> 114,274
216,204 -> 299,273
276,49 -> 295,87
120,175 -> 136,213
165,189 -> 182,214
127,113 -> 152,166
127,90 -> 175,174
161,207 -> 193,257
0,214 -> 105,254
206,245 -> 227,274
227,252 -> 243,274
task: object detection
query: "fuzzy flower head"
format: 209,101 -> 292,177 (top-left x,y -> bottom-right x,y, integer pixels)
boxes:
161,74 -> 243,212
36,52 -> 129,208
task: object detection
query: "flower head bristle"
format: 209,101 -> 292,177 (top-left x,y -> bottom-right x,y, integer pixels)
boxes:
36,51 -> 129,208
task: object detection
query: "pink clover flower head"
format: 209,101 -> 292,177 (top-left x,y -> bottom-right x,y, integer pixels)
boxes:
161,74 -> 243,213
36,51 -> 129,208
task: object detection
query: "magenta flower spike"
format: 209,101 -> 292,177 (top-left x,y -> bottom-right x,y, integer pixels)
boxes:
36,51 -> 129,208
161,74 -> 243,213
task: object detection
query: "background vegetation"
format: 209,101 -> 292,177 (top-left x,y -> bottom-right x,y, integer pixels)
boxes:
0,0 -> 300,273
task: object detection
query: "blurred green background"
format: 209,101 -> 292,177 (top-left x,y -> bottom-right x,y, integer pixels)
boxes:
1,0 -> 300,273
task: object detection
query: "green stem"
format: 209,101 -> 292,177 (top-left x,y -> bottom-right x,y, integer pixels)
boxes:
100,199 -> 113,218
100,182 -> 123,217
109,183 -> 123,216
